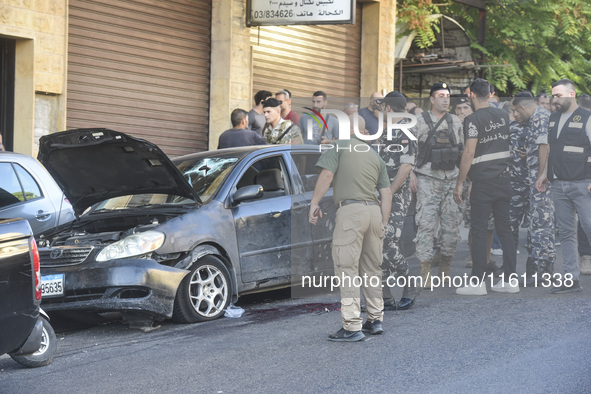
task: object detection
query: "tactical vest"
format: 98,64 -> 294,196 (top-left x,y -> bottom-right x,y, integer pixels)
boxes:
467,107 -> 511,181
548,107 -> 591,181
420,112 -> 460,170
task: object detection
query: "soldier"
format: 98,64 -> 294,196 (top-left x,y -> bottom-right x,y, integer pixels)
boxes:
375,91 -> 417,310
508,113 -> 530,253
261,98 -> 303,145
413,82 -> 464,288
511,92 -> 556,285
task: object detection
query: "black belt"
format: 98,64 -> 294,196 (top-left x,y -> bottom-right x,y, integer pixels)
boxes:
338,199 -> 379,209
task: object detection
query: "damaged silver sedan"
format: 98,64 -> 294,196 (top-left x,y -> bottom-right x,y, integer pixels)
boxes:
37,129 -> 335,323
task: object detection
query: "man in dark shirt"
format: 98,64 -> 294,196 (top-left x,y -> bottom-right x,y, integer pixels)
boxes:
218,109 -> 267,149
453,78 -> 518,295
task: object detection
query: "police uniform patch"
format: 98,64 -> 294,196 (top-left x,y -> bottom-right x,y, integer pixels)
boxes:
573,115 -> 582,122
468,122 -> 478,138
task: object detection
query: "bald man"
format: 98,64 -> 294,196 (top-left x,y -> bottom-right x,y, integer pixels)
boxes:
359,92 -> 384,136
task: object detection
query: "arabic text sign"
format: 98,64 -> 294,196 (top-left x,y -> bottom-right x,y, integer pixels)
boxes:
247,0 -> 354,26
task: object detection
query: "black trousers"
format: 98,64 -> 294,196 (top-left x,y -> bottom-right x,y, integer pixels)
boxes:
470,174 -> 517,280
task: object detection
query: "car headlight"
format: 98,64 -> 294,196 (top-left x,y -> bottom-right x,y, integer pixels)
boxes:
96,231 -> 165,262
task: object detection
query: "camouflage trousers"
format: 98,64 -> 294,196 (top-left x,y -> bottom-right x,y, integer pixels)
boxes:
415,175 -> 462,262
525,183 -> 556,272
509,178 -> 530,248
382,181 -> 411,279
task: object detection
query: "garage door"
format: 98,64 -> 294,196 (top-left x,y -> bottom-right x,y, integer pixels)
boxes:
67,0 -> 211,157
250,5 -> 361,100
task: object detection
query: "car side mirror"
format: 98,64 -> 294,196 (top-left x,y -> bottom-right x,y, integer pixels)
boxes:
232,185 -> 263,204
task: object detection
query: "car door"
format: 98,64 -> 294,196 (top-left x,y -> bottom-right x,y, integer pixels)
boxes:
290,152 -> 336,273
0,162 -> 58,235
232,154 -> 294,284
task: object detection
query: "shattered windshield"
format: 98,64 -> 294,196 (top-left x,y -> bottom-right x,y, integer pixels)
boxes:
175,156 -> 239,203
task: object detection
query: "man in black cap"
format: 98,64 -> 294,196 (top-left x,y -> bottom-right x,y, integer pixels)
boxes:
218,109 -> 267,149
412,82 -> 464,288
375,91 -> 419,310
262,97 -> 303,144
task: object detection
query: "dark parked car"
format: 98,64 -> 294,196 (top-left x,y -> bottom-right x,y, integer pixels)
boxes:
0,151 -> 75,235
36,129 -> 335,323
0,218 -> 57,368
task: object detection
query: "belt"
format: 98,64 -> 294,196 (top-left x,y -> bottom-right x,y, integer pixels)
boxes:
338,199 -> 379,209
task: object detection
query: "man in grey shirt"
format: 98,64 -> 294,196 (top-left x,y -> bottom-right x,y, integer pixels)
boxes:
248,90 -> 272,136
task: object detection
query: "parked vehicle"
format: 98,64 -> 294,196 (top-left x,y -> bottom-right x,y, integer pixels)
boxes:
36,128 -> 335,323
0,218 -> 57,367
0,151 -> 75,235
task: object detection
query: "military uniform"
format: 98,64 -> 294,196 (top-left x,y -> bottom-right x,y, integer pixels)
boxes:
523,106 -> 556,277
413,110 -> 464,284
378,118 -> 416,299
262,118 -> 303,144
509,121 -> 530,247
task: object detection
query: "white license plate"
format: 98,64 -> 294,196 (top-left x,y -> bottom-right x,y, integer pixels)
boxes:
41,274 -> 64,297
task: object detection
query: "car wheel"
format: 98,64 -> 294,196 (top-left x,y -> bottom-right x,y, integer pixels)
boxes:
172,255 -> 231,323
11,316 -> 57,368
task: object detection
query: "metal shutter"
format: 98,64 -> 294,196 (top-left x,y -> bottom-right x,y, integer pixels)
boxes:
67,0 -> 211,157
250,5 -> 362,100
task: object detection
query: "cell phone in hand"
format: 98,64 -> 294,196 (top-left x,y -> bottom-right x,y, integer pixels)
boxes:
313,207 -> 320,217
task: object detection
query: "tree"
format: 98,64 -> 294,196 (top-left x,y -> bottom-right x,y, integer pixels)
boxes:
397,0 -> 591,95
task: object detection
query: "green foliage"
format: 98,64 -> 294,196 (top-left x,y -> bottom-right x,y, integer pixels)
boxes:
399,0 -> 591,95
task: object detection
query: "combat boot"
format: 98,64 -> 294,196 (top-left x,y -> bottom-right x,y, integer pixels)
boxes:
382,282 -> 396,311
398,275 -> 417,310
420,260 -> 432,289
438,255 -> 452,286
580,255 -> 591,275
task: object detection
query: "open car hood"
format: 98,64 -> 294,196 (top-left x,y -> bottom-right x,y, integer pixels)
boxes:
38,128 -> 200,215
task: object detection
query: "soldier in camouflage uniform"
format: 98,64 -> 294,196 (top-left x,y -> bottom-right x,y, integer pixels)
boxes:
511,92 -> 556,284
413,83 -> 464,288
376,91 -> 417,310
261,98 -> 304,144
509,120 -> 530,248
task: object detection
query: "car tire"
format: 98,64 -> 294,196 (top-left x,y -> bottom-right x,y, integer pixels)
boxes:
172,255 -> 231,323
11,316 -> 57,368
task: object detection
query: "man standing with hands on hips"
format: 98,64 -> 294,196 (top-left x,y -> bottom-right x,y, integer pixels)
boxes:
453,78 -> 519,295
309,114 -> 392,342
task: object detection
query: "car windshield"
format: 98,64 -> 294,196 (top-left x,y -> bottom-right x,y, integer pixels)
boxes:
87,156 -> 240,213
175,156 -> 239,203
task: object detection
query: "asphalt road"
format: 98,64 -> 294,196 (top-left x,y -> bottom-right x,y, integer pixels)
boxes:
2,229 -> 590,393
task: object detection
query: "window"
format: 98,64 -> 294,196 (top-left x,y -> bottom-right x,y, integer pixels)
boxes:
0,162 -> 42,208
236,156 -> 289,199
291,153 -> 321,193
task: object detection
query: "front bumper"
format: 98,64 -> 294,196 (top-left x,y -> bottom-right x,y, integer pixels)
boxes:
40,258 -> 189,321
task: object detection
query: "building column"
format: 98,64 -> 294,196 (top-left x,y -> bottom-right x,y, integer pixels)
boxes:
209,0 -> 253,150
360,0 -> 397,97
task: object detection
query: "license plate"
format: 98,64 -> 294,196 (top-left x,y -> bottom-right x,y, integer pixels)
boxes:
41,274 -> 64,297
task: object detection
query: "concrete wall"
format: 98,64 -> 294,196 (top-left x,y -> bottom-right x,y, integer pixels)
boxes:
0,1 -> 68,155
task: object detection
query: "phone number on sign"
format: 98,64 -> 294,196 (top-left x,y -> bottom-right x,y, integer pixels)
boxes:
252,10 -> 294,19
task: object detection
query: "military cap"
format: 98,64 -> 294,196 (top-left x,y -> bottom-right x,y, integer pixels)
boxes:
262,97 -> 282,108
430,82 -> 451,96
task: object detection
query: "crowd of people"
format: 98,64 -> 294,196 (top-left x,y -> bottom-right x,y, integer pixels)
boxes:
220,78 -> 591,341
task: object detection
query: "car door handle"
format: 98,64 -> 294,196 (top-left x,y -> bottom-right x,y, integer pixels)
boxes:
36,211 -> 51,220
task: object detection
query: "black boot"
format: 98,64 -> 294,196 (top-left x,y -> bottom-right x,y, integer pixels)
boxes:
398,277 -> 417,310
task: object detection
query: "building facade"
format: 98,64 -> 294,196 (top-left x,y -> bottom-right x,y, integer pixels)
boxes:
0,0 -> 397,157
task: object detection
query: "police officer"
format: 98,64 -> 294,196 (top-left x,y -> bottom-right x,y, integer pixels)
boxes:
511,92 -> 556,285
536,79 -> 591,293
454,78 -> 518,295
309,114 -> 392,342
413,82 -> 464,288
375,91 -> 418,310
